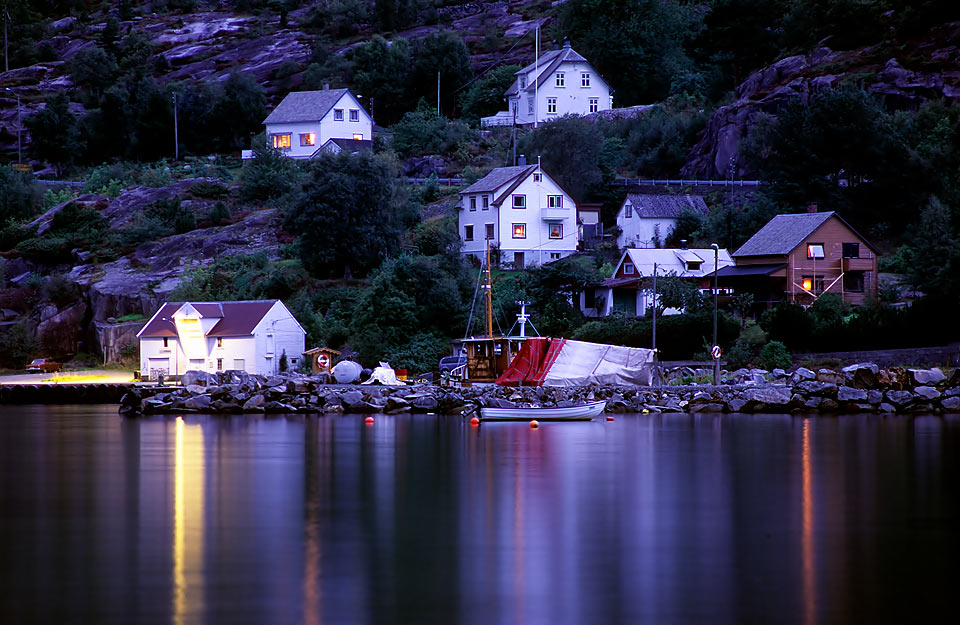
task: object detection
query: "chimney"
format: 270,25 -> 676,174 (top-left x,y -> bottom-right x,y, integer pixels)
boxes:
680,239 -> 688,249
518,154 -> 526,166
807,202 -> 818,213
323,83 -> 330,91
563,38 -> 571,49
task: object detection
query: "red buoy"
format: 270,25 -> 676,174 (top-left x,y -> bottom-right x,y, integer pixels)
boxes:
365,416 -> 375,424
606,416 -> 615,421
530,420 -> 539,429
470,417 -> 480,426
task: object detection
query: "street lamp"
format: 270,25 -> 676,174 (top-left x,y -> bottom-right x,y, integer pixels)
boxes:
5,87 -> 21,164
711,243 -> 720,385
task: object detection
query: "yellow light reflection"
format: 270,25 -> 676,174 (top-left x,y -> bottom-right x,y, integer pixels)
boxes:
174,417 -> 205,625
802,279 -> 813,292
802,419 -> 815,625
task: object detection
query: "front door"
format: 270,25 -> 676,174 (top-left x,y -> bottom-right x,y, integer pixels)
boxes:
613,290 -> 637,315
514,252 -> 525,268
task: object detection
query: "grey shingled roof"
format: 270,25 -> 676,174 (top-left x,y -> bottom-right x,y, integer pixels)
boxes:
624,194 -> 709,219
139,300 -> 279,338
263,89 -> 353,125
505,43 -> 591,96
733,212 -> 835,257
460,166 -> 534,195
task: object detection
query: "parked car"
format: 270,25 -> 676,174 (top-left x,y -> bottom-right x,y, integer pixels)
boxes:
26,358 -> 62,373
438,355 -> 467,374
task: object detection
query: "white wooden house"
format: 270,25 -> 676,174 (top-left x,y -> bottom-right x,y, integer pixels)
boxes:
580,248 -> 734,317
137,300 -> 306,379
259,87 -> 372,159
482,40 -> 613,127
459,164 -> 578,268
616,194 -> 711,249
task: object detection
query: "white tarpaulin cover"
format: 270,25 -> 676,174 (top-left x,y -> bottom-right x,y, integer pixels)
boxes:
362,362 -> 405,386
542,339 -> 654,387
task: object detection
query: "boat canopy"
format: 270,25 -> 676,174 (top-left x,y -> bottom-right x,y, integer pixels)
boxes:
496,338 -> 655,387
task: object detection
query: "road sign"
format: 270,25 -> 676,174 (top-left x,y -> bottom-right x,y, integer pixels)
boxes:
711,345 -> 722,360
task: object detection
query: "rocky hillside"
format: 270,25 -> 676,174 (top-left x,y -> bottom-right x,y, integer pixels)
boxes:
683,22 -> 960,178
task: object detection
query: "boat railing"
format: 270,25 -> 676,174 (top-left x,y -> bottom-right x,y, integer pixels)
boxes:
442,363 -> 468,387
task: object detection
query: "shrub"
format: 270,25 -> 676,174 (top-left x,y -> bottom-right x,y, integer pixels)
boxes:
189,180 -> 229,198
757,341 -> 792,371
725,323 -> 767,369
0,320 -> 39,369
208,201 -> 231,226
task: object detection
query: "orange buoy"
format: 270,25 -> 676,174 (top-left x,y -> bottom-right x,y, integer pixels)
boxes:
530,420 -> 539,429
470,416 -> 480,426
606,416 -> 615,421
365,416 -> 375,424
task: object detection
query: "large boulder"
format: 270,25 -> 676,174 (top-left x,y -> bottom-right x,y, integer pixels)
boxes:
837,386 -> 868,402
842,363 -> 879,389
740,386 -> 792,412
790,367 -> 817,385
182,370 -> 217,387
909,368 -> 946,386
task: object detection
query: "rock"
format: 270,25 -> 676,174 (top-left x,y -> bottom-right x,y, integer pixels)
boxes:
726,398 -> 748,412
819,398 -> 839,411
412,396 -> 440,411
867,390 -> 884,405
914,386 -> 941,400
816,369 -> 844,385
804,397 -> 822,409
181,370 -> 217,387
690,403 -> 724,413
184,395 -> 212,410
795,381 -> 838,397
771,368 -> 788,380
142,397 -> 170,413
877,368 -> 908,388
741,386 -> 792,412
690,391 -> 713,403
879,403 -> 897,414
341,390 -> 364,407
842,363 -> 879,388
185,384 -> 207,395
384,396 -> 411,412
885,390 -> 914,408
909,368 -> 945,386
287,379 -> 310,394
242,394 -> 266,412
940,396 -> 960,413
837,386 -> 868,402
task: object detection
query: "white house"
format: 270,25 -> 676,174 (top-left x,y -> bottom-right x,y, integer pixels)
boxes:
580,247 -> 734,317
259,87 -> 372,159
616,194 -> 711,248
459,164 -> 578,268
137,300 -> 306,379
482,40 -> 613,127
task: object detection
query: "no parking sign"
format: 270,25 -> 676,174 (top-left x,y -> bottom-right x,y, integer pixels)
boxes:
711,345 -> 722,360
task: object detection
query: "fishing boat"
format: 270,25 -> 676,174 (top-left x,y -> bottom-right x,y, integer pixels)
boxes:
480,400 -> 607,421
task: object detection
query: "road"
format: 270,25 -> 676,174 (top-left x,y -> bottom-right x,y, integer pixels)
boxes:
0,370 -> 136,385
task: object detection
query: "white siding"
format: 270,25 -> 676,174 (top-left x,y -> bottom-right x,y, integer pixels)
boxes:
265,92 -> 372,160
252,302 -> 307,375
510,61 -> 612,125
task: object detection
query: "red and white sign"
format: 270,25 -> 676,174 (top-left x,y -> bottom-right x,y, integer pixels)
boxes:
711,345 -> 722,360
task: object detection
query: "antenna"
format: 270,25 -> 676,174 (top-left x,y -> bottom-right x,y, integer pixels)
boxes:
534,24 -> 539,129
516,301 -> 531,337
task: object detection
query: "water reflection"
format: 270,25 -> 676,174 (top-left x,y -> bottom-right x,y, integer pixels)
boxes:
0,408 -> 958,625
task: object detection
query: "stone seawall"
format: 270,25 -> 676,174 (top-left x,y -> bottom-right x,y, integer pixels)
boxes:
0,384 -> 131,404
119,365 -> 960,417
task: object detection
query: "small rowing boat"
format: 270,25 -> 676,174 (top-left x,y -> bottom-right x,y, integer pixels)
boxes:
480,400 -> 607,421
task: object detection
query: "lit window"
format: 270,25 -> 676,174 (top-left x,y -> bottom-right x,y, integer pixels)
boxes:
513,195 -> 526,209
547,97 -> 557,114
271,133 -> 291,149
334,109 -> 344,121
512,223 -> 526,239
217,337 -> 223,347
624,203 -> 632,218
300,132 -> 315,146
534,172 -> 542,182
464,225 -> 474,241
470,197 -> 477,211
589,97 -> 598,113
547,195 -> 562,208
802,278 -> 813,291
349,109 -> 360,122
485,223 -> 495,240
549,223 -> 563,239
482,195 -> 489,210
802,276 -> 825,292
582,72 -> 590,87
353,133 -> 363,140
842,242 -> 860,258
624,262 -> 635,275
556,72 -> 565,87
807,244 -> 825,259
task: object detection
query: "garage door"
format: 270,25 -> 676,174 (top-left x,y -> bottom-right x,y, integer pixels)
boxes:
148,358 -> 170,381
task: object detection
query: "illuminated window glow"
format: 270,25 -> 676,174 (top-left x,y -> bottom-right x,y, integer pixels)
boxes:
549,223 -> 563,239
807,244 -> 825,259
271,133 -> 291,149
512,223 -> 526,238
353,133 -> 363,140
300,132 -> 315,146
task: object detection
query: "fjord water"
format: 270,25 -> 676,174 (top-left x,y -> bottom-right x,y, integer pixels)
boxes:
1,406 -> 957,625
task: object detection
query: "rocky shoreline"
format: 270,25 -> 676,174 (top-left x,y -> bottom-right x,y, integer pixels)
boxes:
119,364 -> 960,417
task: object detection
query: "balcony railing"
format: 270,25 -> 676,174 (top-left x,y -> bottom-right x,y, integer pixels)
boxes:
541,206 -> 571,220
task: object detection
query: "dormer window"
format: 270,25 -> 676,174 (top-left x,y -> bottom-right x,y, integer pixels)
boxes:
334,109 -> 344,121
686,261 -> 702,271
520,76 -> 526,89
534,173 -> 542,182
555,72 -> 565,87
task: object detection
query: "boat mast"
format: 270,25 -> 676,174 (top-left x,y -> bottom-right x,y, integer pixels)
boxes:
485,238 -> 494,338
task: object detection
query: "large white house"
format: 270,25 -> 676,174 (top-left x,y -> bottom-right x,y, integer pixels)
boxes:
459,164 -> 578,268
616,194 -> 711,249
482,40 -> 613,127
259,87 -> 372,159
137,300 -> 306,379
580,247 -> 734,317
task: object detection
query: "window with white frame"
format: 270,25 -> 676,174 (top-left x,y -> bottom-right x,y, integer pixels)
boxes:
624,203 -> 632,218
512,223 -> 526,238
349,109 -> 360,122
589,97 -> 599,113
549,223 -> 563,239
334,109 -> 344,121
353,133 -> 363,140
533,172 -> 542,182
624,262 -> 635,275
470,196 -> 477,211
547,195 -> 563,208
300,133 -> 315,146
555,72 -> 565,87
482,195 -> 489,210
464,225 -> 474,241
513,195 -> 526,209
807,243 -> 825,259
271,133 -> 291,149
547,97 -> 557,114
581,72 -> 590,87
528,97 -> 534,114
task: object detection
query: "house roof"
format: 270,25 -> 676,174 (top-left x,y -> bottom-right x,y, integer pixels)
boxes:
138,300 -> 280,338
461,165 -> 535,195
731,211 -> 872,257
505,41 -> 595,96
617,248 -> 734,278
706,263 -> 787,278
622,194 -> 710,219
263,89 -> 362,125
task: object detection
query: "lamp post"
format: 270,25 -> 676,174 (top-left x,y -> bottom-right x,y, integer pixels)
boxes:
711,243 -> 720,385
172,92 -> 179,161
5,87 -> 20,164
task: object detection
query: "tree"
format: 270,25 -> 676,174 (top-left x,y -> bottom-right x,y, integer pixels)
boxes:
348,35 -> 410,124
285,152 -> 410,279
518,115 -> 604,202
906,196 -> 960,304
459,63 -> 521,122
213,72 -> 267,151
24,92 -> 80,174
0,164 -> 38,224
239,135 -> 299,201
409,30 -> 473,117
65,46 -> 117,99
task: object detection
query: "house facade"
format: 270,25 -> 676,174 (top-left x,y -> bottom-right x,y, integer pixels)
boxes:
459,165 -> 578,267
482,41 -> 613,127
260,87 -> 372,159
709,210 -> 880,308
137,300 -> 306,379
581,247 -> 733,317
616,194 -> 711,249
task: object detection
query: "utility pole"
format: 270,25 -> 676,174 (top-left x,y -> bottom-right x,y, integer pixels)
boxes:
652,262 -> 657,355
437,71 -> 441,116
172,92 -> 179,161
711,243 -> 720,385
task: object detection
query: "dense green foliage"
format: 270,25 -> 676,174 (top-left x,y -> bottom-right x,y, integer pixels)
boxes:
572,310 -> 741,360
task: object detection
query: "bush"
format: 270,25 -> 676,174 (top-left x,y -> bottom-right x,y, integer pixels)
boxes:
0,320 -> 39,369
725,322 -> 767,369
189,180 -> 229,198
757,341 -> 792,371
208,201 -> 231,226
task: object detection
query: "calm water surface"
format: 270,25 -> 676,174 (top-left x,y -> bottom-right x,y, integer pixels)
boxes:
1,405 -> 958,625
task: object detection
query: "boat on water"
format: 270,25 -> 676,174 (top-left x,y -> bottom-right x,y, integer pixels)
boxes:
480,400 -> 607,421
